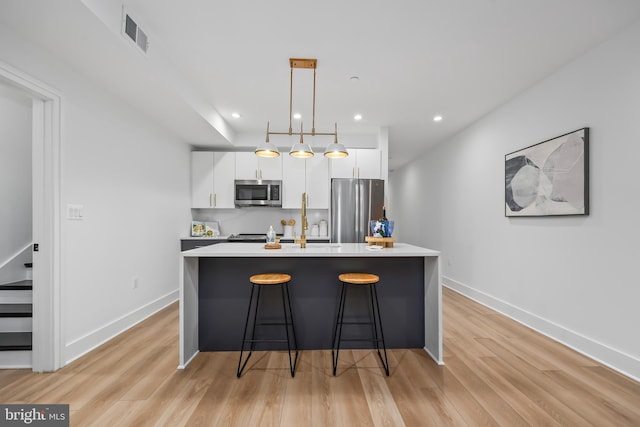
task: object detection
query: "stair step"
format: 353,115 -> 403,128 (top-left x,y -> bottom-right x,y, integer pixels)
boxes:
0,280 -> 33,291
0,304 -> 32,317
0,332 -> 32,351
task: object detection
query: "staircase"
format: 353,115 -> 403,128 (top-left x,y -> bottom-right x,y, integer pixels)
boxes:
0,263 -> 32,367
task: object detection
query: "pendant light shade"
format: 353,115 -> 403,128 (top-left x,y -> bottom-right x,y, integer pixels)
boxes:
255,141 -> 280,157
324,123 -> 349,158
255,122 -> 280,157
290,124 -> 314,158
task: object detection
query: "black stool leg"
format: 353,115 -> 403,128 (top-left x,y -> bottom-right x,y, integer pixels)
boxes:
281,282 -> 299,377
370,283 -> 390,376
331,282 -> 348,376
237,284 -> 257,377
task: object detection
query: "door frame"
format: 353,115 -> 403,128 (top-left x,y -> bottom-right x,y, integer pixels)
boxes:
0,60 -> 62,372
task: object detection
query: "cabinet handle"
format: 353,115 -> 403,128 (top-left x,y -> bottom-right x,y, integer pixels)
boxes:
214,193 -> 217,207
209,193 -> 213,207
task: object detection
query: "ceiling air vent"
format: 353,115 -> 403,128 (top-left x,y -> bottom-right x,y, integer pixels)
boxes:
122,11 -> 148,54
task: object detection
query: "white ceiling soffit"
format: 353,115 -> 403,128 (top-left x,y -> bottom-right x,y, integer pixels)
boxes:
81,0 -> 234,146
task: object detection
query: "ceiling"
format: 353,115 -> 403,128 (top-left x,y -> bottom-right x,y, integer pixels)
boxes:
2,0 -> 640,169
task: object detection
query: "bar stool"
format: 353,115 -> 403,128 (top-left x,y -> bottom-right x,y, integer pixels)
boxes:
237,273 -> 299,378
331,273 -> 390,376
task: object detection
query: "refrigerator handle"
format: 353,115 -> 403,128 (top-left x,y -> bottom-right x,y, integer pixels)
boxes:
354,181 -> 359,238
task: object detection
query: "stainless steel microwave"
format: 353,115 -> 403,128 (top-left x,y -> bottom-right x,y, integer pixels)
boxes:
234,180 -> 282,207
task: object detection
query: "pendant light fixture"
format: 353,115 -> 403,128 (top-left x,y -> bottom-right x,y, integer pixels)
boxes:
289,123 -> 314,158
256,58 -> 348,159
254,122 -> 281,157
323,123 -> 349,158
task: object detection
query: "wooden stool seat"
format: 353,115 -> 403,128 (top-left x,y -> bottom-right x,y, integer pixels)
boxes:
338,273 -> 379,285
250,273 -> 291,285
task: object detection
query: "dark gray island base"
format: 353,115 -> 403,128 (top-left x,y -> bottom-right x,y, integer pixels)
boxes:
180,242 -> 442,368
198,256 -> 424,351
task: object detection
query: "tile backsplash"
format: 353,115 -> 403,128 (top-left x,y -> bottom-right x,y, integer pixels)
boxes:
192,208 -> 329,237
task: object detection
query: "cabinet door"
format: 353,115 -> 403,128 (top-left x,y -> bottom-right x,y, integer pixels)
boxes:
235,153 -> 282,180
329,154 -> 357,178
235,152 -> 260,180
191,152 -> 214,208
258,156 -> 282,180
212,152 -> 235,208
306,156 -> 329,209
355,149 -> 381,179
282,155 -> 306,209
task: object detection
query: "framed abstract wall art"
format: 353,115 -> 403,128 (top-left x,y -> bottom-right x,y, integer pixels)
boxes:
505,128 -> 589,217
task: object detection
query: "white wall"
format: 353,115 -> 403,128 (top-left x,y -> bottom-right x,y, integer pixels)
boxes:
0,24 -> 192,364
0,84 -> 31,284
390,20 -> 640,380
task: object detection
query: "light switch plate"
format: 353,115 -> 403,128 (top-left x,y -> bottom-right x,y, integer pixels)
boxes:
67,204 -> 84,220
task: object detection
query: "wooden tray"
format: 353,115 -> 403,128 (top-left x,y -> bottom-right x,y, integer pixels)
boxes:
365,236 -> 395,247
264,243 -> 282,249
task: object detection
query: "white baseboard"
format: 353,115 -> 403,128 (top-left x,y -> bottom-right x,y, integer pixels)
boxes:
423,346 -> 445,366
178,350 -> 199,369
64,290 -> 179,365
443,276 -> 640,383
0,350 -> 31,368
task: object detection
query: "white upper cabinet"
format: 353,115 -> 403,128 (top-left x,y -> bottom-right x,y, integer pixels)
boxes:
211,152 -> 236,208
329,149 -> 381,179
282,156 -> 306,209
235,152 -> 282,180
191,152 -> 235,208
191,152 -> 214,208
282,155 -> 329,209
305,155 -> 329,209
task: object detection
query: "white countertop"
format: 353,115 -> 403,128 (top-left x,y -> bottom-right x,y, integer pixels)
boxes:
181,242 -> 440,257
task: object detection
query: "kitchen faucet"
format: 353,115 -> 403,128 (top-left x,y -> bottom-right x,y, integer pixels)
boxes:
295,192 -> 308,248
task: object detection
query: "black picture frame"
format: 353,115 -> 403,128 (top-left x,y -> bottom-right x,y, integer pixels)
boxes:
505,127 -> 589,217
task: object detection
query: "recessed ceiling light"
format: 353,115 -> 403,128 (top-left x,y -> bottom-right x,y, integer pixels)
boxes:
293,113 -> 302,120
433,115 -> 443,122
354,114 -> 363,121
231,112 -> 241,119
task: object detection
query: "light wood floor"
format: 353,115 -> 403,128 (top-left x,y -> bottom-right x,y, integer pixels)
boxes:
1,288 -> 638,426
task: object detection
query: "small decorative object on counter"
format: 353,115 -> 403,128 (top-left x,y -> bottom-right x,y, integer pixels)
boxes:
371,206 -> 394,238
265,225 -> 281,249
191,221 -> 220,237
266,225 -> 276,244
319,219 -> 328,236
192,221 -> 206,237
281,218 -> 296,238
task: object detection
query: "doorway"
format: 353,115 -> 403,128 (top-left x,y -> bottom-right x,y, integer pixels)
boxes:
0,60 -> 62,372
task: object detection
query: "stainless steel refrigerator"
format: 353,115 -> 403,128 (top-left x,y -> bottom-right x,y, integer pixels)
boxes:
331,178 -> 385,243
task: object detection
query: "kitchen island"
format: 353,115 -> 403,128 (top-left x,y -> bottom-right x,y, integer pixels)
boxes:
179,242 -> 442,368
